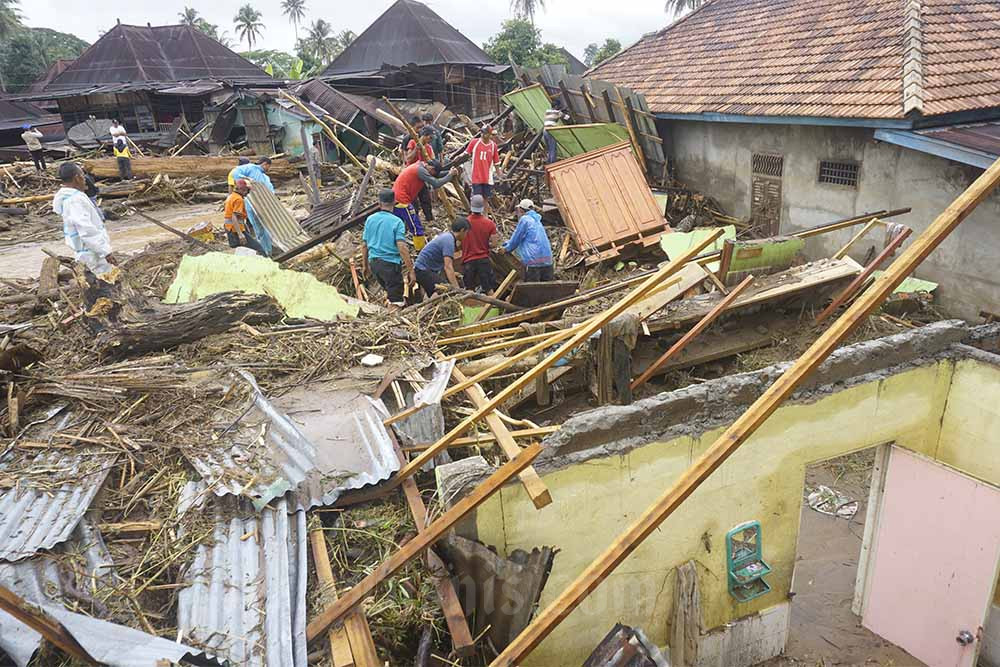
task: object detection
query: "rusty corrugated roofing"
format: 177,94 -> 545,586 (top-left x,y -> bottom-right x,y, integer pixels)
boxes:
589,0 -> 1000,120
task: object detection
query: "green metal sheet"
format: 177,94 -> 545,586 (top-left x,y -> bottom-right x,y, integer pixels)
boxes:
547,123 -> 631,158
872,271 -> 938,294
502,84 -> 551,132
660,226 -> 736,273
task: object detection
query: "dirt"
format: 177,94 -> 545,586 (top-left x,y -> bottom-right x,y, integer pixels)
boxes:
763,450 -> 926,666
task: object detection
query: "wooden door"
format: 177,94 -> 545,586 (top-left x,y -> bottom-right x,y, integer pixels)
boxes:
862,447 -> 1000,667
750,153 -> 783,236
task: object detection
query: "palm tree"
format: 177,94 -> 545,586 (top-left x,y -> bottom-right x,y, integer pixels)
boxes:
234,4 -> 265,51
664,0 -> 707,17
306,18 -> 332,64
178,6 -> 200,26
510,0 -> 545,25
281,0 -> 306,40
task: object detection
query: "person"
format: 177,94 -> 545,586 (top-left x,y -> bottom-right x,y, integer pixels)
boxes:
399,115 -> 425,163
52,162 -> 115,275
392,159 -> 457,251
311,136 -> 324,164
227,157 -> 251,192
109,119 -> 127,142
465,124 -> 500,211
414,218 -> 469,298
499,199 -> 554,281
224,179 -> 265,254
230,157 -> 275,255
21,125 -> 46,173
543,100 -> 570,164
361,188 -> 416,310
463,194 -> 498,293
113,137 -> 132,180
422,112 -> 444,158
405,126 -> 437,224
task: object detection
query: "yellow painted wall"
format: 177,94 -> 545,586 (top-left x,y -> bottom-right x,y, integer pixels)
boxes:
470,358 -> 1000,666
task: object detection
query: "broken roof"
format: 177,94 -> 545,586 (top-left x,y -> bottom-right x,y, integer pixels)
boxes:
0,98 -> 58,132
26,59 -> 75,94
558,48 -> 588,76
589,0 -> 1000,120
45,23 -> 274,94
321,0 -> 496,77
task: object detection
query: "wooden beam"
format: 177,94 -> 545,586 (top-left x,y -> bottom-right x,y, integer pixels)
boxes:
280,90 -> 364,169
470,269 -> 518,325
390,230 -> 724,485
631,275 -> 755,390
305,442 -> 544,640
833,217 -> 882,260
438,326 -> 524,346
309,528 -> 361,667
620,93 -> 648,175
442,329 -> 564,361
0,586 -> 98,665
581,87 -> 599,123
450,364 -> 552,509
489,156 -> 1000,667
404,426 -> 561,451
350,157 -> 377,219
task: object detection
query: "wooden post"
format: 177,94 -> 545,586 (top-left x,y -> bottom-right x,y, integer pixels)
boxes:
279,90 -> 364,169
833,218 -> 882,259
351,157 -> 376,219
618,91 -> 648,176
309,528 -> 362,667
0,586 -> 98,665
581,87 -> 599,123
601,90 -> 617,123
488,156 -> 1000,667
300,126 -> 321,207
305,442 -> 544,640
324,114 -> 390,152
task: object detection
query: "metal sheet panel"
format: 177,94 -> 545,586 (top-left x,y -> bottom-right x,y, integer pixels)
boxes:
178,486 -> 307,667
501,83 -> 551,134
547,141 -> 669,258
546,123 -> 630,158
0,450 -> 114,562
247,185 -> 312,253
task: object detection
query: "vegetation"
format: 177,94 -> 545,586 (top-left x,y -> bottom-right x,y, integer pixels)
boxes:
483,18 -> 568,68
0,24 -> 89,93
583,38 -> 621,67
177,7 -> 231,46
665,0 -> 708,16
510,0 -> 546,25
281,0 -> 307,40
242,49 -> 305,79
234,4 -> 265,51
296,23 -> 354,71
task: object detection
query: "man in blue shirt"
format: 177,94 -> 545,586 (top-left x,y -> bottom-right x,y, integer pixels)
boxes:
362,188 -> 415,310
498,199 -> 554,281
414,218 -> 469,299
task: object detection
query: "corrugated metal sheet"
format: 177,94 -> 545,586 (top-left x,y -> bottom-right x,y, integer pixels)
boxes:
178,483 -> 307,667
182,371 -> 398,511
247,185 -> 312,254
547,142 -> 670,264
546,123 -> 631,158
501,83 -> 551,134
382,359 -> 454,446
293,79 -> 361,125
0,450 -> 115,562
916,121 -> 1000,157
300,191 -> 356,236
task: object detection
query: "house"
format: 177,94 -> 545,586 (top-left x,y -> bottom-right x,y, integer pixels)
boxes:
320,0 -> 506,119
557,48 -> 587,76
29,23 -> 276,141
590,0 -> 1000,320
0,97 -> 63,160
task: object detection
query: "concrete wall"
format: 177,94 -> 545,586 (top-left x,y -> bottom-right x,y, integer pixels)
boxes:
439,324 -> 1000,666
667,120 -> 1000,320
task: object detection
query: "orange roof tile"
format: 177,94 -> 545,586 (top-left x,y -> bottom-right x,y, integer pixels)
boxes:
590,0 -> 1000,119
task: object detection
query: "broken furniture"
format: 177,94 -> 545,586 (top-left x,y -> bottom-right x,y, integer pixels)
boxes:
725,521 -> 771,602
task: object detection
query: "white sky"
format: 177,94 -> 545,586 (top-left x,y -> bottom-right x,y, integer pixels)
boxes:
20,0 -> 674,61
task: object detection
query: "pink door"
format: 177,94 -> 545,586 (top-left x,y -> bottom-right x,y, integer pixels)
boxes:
863,447 -> 1000,667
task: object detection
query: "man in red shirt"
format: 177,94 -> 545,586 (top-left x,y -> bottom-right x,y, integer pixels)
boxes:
392,159 -> 457,250
405,126 -> 437,225
462,193 -> 499,292
465,124 -> 500,213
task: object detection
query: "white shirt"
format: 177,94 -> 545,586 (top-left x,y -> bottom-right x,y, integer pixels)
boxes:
21,129 -> 43,151
109,124 -> 127,139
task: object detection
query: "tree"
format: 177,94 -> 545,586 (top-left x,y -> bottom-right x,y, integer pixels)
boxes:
234,4 -> 264,51
586,38 -> 621,67
281,0 -> 306,40
510,0 -> 545,25
0,26 -> 87,93
0,0 -> 22,92
664,0 -> 707,16
483,19 -> 567,68
243,49 -> 298,78
178,7 -> 200,25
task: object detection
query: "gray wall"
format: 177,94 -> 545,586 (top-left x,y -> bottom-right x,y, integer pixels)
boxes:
668,120 -> 1000,320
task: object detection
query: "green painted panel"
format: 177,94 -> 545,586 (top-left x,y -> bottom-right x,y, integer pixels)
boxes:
727,237 -> 805,275
660,225 -> 736,273
547,124 -> 630,158
502,84 -> 550,132
872,270 -> 938,294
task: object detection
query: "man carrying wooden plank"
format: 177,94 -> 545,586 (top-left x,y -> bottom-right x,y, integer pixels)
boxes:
498,199 -> 554,281
392,159 -> 458,251
361,188 -> 416,311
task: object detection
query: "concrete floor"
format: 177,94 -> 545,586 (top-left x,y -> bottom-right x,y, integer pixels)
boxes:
762,451 -> 925,666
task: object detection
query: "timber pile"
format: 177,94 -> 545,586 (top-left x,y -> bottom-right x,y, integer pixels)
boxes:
82,155 -> 304,181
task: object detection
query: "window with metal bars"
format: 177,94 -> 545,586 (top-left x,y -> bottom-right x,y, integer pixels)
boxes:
818,160 -> 860,187
751,153 -> 783,178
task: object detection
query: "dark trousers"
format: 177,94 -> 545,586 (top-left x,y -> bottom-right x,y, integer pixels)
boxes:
525,264 -> 555,282
417,185 -> 434,222
117,157 -> 132,180
29,149 -> 45,171
226,228 -> 265,255
415,267 -> 443,299
463,257 -> 496,293
370,257 -> 405,305
543,131 -> 558,164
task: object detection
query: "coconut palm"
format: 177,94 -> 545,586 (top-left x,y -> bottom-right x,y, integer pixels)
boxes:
178,7 -> 201,25
306,18 -> 332,64
664,0 -> 707,16
234,5 -> 265,51
510,0 -> 545,25
281,0 -> 306,40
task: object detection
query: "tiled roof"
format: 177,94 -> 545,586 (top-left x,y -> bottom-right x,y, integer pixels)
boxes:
590,0 -> 1000,120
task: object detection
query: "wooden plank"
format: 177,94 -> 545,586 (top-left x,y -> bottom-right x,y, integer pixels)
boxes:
280,90 -> 364,169
0,586 -> 97,665
620,93 -> 648,175
305,442 -> 544,640
451,364 -> 552,509
350,156 -> 376,219
632,326 -> 771,377
833,217 -> 882,260
631,275 -> 755,390
488,156 -> 1000,667
309,528 -> 360,667
404,426 -> 561,451
390,230 -> 724,485
442,329 -> 566,362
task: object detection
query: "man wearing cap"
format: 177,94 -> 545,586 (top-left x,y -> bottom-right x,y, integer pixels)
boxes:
392,159 -> 458,251
499,199 -> 554,281
230,157 -> 275,255
404,125 -> 437,225
228,157 -> 251,192
465,125 -> 500,214
224,179 -> 264,255
463,194 -> 498,293
21,125 -> 46,173
362,188 -> 416,310
414,218 -> 469,298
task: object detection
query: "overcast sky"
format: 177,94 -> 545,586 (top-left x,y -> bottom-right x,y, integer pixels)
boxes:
20,0 -> 674,61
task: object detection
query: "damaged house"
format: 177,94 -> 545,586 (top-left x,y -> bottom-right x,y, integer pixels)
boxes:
320,0 -> 506,119
590,0 -> 1000,320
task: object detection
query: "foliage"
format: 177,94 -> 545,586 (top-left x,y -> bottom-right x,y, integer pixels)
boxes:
281,0 -> 307,38
297,22 -> 354,69
664,0 -> 708,16
584,38 -> 621,67
178,7 -> 228,46
234,4 -> 265,51
0,0 -> 20,41
0,25 -> 89,92
242,49 -> 305,79
509,0 -> 546,25
483,18 -> 568,68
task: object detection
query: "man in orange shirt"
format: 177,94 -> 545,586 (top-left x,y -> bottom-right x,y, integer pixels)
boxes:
224,179 -> 264,254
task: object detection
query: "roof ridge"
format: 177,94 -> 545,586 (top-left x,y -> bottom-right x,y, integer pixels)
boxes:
403,0 -> 448,65
902,0 -> 925,116
121,24 -> 150,82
